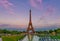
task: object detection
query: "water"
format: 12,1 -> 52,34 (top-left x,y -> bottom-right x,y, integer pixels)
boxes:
0,38 -> 2,41
20,35 -> 39,41
32,35 -> 39,41
19,34 -> 60,41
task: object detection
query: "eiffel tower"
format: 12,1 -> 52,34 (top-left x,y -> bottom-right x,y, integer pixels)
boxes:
27,10 -> 35,34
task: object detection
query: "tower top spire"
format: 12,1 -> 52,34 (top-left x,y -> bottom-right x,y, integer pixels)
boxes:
29,9 -> 31,22
30,9 -> 31,12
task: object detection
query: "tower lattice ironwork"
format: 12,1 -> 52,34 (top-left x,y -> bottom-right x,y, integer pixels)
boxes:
27,10 -> 35,34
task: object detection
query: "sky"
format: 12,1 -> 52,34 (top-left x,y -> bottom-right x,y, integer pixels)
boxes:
0,0 -> 60,28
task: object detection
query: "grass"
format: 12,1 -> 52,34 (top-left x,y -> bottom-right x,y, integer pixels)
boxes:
2,35 -> 25,41
37,34 -> 60,39
50,35 -> 60,39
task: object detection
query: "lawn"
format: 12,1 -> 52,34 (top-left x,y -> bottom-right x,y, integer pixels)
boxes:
2,35 -> 25,41
37,34 -> 60,39
50,35 -> 60,39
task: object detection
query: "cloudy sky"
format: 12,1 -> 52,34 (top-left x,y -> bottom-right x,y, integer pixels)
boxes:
0,0 -> 60,28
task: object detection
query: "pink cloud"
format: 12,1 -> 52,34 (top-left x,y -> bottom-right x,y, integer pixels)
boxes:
30,0 -> 43,10
37,0 -> 42,4
45,5 -> 56,16
30,0 -> 56,15
30,0 -> 37,8
0,0 -> 15,14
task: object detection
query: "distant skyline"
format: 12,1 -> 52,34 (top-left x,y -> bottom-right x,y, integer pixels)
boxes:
0,0 -> 60,28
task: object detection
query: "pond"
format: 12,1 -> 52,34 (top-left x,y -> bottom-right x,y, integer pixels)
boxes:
0,38 -> 2,41
21,35 -> 39,41
19,34 -> 60,41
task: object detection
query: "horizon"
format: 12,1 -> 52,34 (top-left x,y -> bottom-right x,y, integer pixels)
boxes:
0,0 -> 60,29
0,23 -> 60,31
